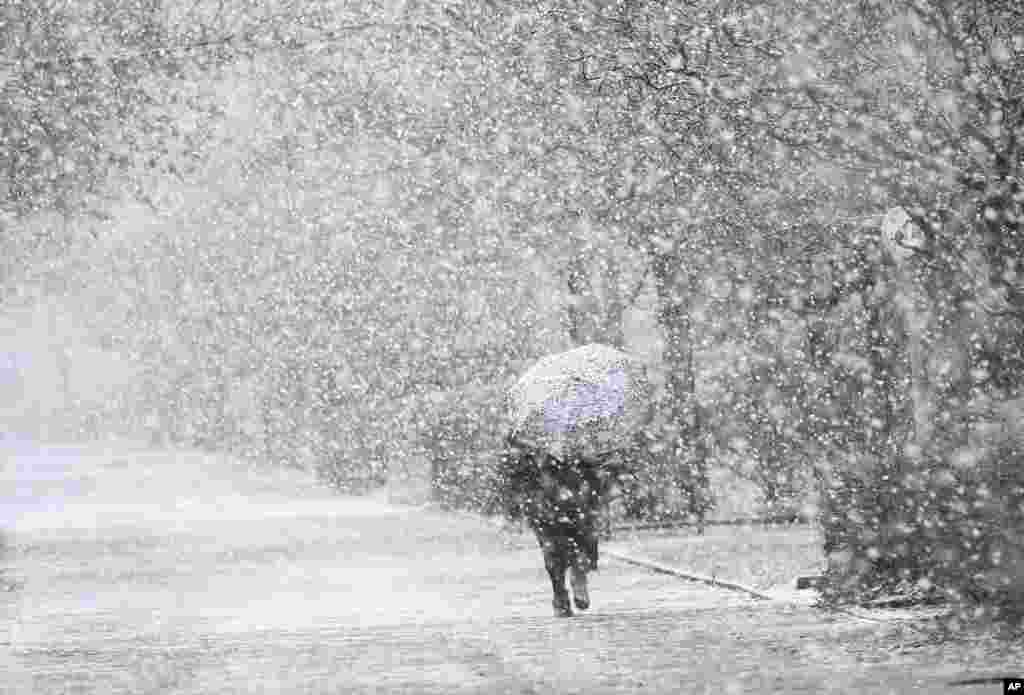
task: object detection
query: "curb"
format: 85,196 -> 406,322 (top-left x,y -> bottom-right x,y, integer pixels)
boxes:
413,501 -> 781,602
388,499 -> 944,630
602,547 -> 776,601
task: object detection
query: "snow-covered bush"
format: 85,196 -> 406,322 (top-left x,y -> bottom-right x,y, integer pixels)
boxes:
420,385 -> 507,513
822,398 -> 1024,624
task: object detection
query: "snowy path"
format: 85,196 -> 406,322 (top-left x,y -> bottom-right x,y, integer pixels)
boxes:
1,442 -> 1015,694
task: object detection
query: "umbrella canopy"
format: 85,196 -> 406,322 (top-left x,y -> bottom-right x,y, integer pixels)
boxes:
506,344 -> 661,461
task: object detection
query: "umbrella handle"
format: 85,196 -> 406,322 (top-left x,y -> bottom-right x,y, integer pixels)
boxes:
505,431 -> 527,451
506,431 -> 626,468
505,433 -> 570,467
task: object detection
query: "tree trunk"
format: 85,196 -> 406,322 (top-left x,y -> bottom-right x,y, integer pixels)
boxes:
864,295 -> 900,455
599,255 -> 625,349
650,252 -> 709,532
565,253 -> 596,345
900,282 -> 934,456
882,208 -> 936,456
564,249 -> 627,348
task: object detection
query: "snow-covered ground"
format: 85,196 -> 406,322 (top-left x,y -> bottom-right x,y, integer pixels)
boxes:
2,441 -> 1020,694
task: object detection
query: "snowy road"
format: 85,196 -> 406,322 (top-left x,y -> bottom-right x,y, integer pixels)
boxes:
1,442 -> 1014,694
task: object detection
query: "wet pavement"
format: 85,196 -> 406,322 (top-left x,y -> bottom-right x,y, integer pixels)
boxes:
1,440 -> 1018,694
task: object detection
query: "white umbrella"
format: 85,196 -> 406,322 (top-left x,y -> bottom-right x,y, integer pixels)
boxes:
506,344 -> 661,461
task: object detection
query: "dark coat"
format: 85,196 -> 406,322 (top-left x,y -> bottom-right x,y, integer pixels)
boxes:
497,443 -> 622,570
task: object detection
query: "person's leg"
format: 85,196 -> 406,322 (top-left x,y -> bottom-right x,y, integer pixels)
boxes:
569,509 -> 600,610
536,529 -> 573,617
